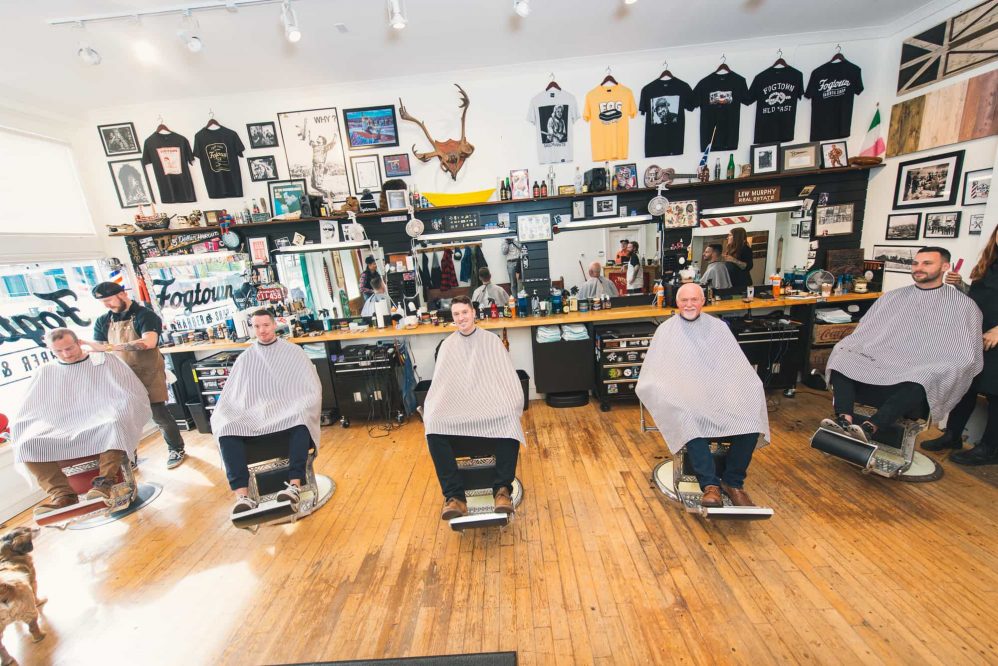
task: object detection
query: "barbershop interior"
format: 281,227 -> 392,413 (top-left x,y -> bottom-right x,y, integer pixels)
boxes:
1,1 -> 997,664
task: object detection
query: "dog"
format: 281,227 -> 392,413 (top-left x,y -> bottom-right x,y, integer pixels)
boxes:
0,527 -> 45,666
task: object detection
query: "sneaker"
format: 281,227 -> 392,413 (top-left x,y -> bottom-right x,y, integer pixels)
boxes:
860,421 -> 878,442
167,450 -> 186,470
275,483 -> 301,509
921,433 -> 962,451
493,487 -> 514,514
85,476 -> 114,502
845,424 -> 870,444
441,497 -> 468,521
33,495 -> 79,517
820,416 -> 851,434
231,496 -> 258,517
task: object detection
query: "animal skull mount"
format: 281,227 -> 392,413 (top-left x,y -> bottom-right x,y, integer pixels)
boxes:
398,84 -> 475,181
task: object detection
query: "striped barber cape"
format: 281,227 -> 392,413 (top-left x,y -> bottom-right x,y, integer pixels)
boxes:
211,338 -> 322,448
825,284 -> 983,421
635,314 -> 770,455
423,327 -> 525,443
12,353 -> 151,463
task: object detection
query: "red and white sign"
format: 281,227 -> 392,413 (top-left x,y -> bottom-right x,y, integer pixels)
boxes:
700,216 -> 753,227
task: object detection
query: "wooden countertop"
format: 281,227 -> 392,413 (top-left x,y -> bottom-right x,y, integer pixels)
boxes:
159,292 -> 880,355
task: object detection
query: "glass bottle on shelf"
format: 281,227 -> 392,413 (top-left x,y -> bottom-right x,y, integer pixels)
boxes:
531,290 -> 540,316
726,154 -> 735,179
713,158 -> 721,181
540,181 -> 548,197
532,181 -> 540,198
574,167 -> 584,193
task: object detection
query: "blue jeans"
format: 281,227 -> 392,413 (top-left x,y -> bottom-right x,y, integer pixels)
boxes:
218,425 -> 310,491
684,433 -> 759,490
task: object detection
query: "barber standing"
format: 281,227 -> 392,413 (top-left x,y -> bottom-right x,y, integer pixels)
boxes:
86,282 -> 187,469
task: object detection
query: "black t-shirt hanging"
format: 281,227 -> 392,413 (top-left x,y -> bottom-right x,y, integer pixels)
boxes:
141,131 -> 196,203
805,59 -> 864,141
747,65 -> 804,143
692,71 -> 749,151
639,77 -> 695,157
193,125 -> 245,199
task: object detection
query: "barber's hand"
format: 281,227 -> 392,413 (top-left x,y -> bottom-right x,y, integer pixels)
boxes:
984,326 -> 998,352
944,271 -> 964,286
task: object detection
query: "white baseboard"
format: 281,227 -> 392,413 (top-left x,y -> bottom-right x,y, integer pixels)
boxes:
0,446 -> 45,524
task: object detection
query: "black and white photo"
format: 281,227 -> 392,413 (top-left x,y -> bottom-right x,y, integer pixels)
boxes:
246,121 -> 279,149
923,211 -> 961,238
108,158 -> 154,208
873,245 -> 920,273
814,203 -> 854,236
885,213 -> 921,241
963,168 -> 991,206
593,195 -> 618,218
277,107 -> 350,202
247,155 -> 279,182
649,95 -> 680,125
969,213 -> 985,235
893,150 -> 964,209
98,122 -> 140,156
751,143 -> 780,174
350,154 -> 382,194
538,104 -> 569,145
386,189 -> 408,211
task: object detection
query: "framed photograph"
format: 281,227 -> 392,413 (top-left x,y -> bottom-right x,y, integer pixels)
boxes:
108,158 -> 154,208
923,211 -> 961,238
873,245 -> 919,273
268,179 -> 308,217
885,213 -> 921,241
558,185 -> 576,195
814,204 -> 854,237
962,168 -> 992,206
342,105 -> 399,150
277,107 -> 349,203
383,153 -> 411,178
798,219 -> 811,239
780,142 -> 820,172
820,141 -> 849,169
790,222 -> 799,237
510,169 -> 530,200
247,236 -> 270,265
386,189 -> 408,211
593,195 -> 618,218
613,163 -> 638,190
517,213 -> 553,242
572,200 -> 585,219
893,149 -> 964,209
969,213 -> 985,235
750,143 -> 780,175
350,154 -> 383,193
98,122 -> 140,156
247,155 -> 279,182
663,200 -> 698,229
246,121 -> 279,149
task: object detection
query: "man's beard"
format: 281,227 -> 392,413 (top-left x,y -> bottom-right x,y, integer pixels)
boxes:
912,270 -> 941,284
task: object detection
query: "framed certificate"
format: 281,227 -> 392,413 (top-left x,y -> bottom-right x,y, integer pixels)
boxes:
517,213 -> 552,242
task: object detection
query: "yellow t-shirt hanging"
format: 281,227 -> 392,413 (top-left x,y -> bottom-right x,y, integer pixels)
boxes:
583,84 -> 637,161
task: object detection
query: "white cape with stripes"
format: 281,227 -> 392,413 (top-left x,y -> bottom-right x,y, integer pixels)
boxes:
210,338 -> 322,448
635,314 -> 770,454
12,353 -> 151,463
423,327 -> 525,442
825,284 -> 983,420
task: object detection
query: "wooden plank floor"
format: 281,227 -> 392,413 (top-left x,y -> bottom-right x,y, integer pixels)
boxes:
3,389 -> 997,665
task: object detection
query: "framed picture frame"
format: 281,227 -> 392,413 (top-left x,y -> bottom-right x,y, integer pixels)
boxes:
969,213 -> 985,235
509,169 -> 530,200
247,236 -> 270,265
247,155 -> 279,182
108,158 -> 155,208
750,143 -> 780,175
893,149 -> 964,209
613,163 -> 638,190
593,195 -> 618,218
98,122 -> 140,156
572,200 -> 585,219
342,105 -> 399,150
820,141 -> 849,169
350,154 -> 383,193
386,189 -> 408,211
277,107 -> 349,203
873,245 -> 920,273
780,142 -> 820,172
268,179 -> 308,217
663,200 -> 699,229
246,121 -> 279,149
383,153 -> 411,178
885,213 -> 921,241
558,185 -> 576,195
923,211 -> 961,238
962,168 -> 992,206
814,204 -> 854,237
517,213 -> 553,242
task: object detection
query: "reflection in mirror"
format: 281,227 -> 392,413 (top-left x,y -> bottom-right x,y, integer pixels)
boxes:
548,221 -> 662,295
690,212 -> 810,288
275,249 -> 364,318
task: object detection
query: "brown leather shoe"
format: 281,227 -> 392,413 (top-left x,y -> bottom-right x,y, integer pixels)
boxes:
441,497 -> 467,520
720,482 -> 755,507
701,485 -> 723,507
494,487 -> 514,514
33,495 -> 79,516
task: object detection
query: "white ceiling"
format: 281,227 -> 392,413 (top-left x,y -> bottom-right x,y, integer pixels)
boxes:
1,0 -> 940,113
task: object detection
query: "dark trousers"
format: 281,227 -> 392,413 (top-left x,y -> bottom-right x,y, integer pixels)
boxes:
218,425 -> 310,491
426,434 -> 519,501
684,433 -> 758,490
150,402 -> 185,452
829,371 -> 929,430
943,377 -> 997,450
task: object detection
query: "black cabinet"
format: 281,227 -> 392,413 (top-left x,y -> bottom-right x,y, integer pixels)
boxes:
593,322 -> 657,411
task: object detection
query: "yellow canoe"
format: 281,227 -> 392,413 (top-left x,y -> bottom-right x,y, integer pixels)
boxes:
422,189 -> 496,207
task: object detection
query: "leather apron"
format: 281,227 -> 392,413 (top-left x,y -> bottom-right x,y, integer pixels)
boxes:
107,314 -> 168,403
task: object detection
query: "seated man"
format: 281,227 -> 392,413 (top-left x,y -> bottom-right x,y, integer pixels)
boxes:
636,284 -> 770,506
210,310 -> 322,518
11,329 -> 151,515
576,261 -> 620,300
699,243 -> 733,290
423,296 -> 525,519
361,274 -> 394,318
471,267 -> 510,308
823,247 -> 983,443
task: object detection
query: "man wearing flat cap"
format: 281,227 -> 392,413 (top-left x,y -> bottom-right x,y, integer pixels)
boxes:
84,281 -> 187,469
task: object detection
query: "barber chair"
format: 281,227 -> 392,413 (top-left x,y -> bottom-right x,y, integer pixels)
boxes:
227,432 -> 335,531
447,438 -> 523,532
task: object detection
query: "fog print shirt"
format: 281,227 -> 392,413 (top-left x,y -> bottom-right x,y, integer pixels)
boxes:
194,125 -> 246,199
583,84 -> 637,161
805,59 -> 864,141
748,65 -> 804,143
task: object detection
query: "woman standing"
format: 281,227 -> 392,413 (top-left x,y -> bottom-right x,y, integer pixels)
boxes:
923,225 -> 998,465
723,227 -> 754,292
626,241 -> 643,294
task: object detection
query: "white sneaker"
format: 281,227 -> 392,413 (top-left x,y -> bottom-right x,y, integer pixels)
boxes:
846,424 -> 870,444
231,496 -> 258,517
275,483 -> 301,509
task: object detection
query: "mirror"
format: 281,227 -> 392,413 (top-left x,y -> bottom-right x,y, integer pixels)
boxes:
274,248 -> 364,318
690,212 -> 810,288
548,221 -> 662,296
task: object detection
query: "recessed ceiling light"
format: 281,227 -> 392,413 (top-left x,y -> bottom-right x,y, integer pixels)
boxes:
513,0 -> 531,18
387,0 -> 407,30
282,1 -> 301,43
624,0 -> 638,4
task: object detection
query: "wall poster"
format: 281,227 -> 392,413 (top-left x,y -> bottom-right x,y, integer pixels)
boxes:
277,107 -> 350,203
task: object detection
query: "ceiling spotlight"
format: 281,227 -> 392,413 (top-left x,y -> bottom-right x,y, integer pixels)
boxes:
282,1 -> 301,43
179,11 -> 203,53
387,0 -> 407,30
624,0 -> 638,4
513,0 -> 531,18
74,22 -> 101,65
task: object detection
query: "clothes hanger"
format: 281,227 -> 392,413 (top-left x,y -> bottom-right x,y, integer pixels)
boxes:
772,49 -> 787,68
600,66 -> 618,86
714,54 -> 731,74
155,115 -> 171,133
830,44 -> 845,63
206,109 -> 220,129
545,72 -> 562,91
658,59 -> 673,80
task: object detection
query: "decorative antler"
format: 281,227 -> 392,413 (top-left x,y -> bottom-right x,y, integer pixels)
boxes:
398,97 -> 439,163
455,84 -> 470,143
397,84 -> 475,180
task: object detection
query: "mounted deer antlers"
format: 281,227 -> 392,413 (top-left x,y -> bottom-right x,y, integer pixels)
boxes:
398,84 -> 475,180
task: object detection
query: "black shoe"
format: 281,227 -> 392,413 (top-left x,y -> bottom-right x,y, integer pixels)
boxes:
951,444 -> 998,466
921,433 -> 962,452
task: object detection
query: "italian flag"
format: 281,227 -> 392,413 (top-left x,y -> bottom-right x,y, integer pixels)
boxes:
859,106 -> 885,158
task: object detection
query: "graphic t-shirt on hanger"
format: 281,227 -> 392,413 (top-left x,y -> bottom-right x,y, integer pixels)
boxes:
193,125 -> 246,199
805,59 -> 864,141
526,89 -> 579,164
142,131 -> 196,203
638,77 -> 695,157
583,84 -> 637,161
747,65 -> 804,143
693,71 -> 749,151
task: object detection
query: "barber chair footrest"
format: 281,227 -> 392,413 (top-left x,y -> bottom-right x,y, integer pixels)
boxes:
450,513 -> 510,531
232,500 -> 296,529
35,498 -> 108,527
652,461 -> 773,520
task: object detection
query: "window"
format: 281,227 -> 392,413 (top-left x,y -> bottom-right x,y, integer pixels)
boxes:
73,265 -> 98,288
2,275 -> 28,297
43,269 -> 69,291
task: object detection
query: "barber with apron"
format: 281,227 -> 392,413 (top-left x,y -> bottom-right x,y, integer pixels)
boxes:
88,282 -> 187,469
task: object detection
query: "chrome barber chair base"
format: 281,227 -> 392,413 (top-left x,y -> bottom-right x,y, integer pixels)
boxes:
67,483 -> 162,530
810,426 -> 942,483
652,461 -> 774,521
232,474 -> 335,531
449,478 -> 523,532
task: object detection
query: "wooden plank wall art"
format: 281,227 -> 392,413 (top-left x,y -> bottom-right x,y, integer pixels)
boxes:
897,0 -> 998,95
886,69 -> 998,157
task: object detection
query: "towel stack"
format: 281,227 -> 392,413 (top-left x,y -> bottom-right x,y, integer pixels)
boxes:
535,325 -> 563,344
561,324 -> 590,341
